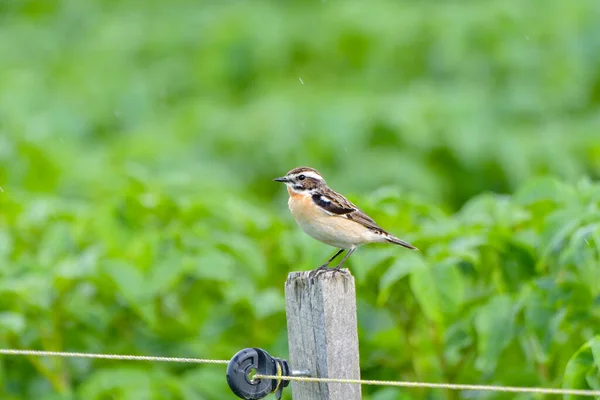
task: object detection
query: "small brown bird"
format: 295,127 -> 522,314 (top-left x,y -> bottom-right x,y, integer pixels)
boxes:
274,167 -> 417,274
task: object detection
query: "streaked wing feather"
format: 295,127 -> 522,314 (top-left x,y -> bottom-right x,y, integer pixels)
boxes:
345,210 -> 385,232
312,188 -> 387,233
311,192 -> 354,215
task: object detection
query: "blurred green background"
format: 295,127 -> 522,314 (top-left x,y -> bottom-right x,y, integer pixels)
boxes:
1,0 -> 600,399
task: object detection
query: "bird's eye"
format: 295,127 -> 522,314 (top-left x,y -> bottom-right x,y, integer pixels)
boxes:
298,174 -> 306,181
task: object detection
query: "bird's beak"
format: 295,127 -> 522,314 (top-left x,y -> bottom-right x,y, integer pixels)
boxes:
273,176 -> 289,183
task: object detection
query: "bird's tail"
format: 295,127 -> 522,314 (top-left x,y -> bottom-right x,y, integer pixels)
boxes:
386,235 -> 418,250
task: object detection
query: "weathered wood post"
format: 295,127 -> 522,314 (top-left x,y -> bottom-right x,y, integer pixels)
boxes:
284,269 -> 361,400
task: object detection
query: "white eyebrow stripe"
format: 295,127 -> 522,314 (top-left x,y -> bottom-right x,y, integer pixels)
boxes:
296,171 -> 323,181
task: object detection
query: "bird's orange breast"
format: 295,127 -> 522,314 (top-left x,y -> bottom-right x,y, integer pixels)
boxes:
287,189 -> 317,220
287,186 -> 304,199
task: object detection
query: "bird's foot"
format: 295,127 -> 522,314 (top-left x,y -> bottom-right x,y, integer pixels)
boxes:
308,264 -> 349,281
330,265 -> 349,276
308,264 -> 330,280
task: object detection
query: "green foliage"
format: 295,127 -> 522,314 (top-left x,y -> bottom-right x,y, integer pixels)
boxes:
354,178 -> 600,399
563,336 -> 600,400
1,0 -> 599,399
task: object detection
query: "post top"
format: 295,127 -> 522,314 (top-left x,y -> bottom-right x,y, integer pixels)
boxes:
285,269 -> 354,284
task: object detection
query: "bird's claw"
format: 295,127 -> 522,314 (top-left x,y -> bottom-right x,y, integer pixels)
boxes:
308,264 -> 329,280
330,266 -> 349,276
308,264 -> 349,281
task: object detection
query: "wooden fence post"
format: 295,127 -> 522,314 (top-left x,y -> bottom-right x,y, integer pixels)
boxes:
284,269 -> 362,400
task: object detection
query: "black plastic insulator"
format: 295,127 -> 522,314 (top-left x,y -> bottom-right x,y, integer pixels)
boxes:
226,348 -> 290,400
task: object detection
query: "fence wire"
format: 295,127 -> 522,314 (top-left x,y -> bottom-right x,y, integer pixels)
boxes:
254,373 -> 600,397
0,349 -> 229,364
2,348 -> 600,397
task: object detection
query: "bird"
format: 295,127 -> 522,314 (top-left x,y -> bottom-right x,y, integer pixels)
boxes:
274,166 -> 417,275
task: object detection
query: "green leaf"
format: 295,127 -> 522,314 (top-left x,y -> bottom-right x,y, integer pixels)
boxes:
55,247 -> 101,280
370,387 -> 405,400
147,255 -> 191,295
350,247 -> 397,282
192,251 -> 237,281
0,312 -> 26,334
214,233 -> 266,278
515,176 -> 575,206
409,259 -> 465,326
77,368 -> 153,400
0,230 -> 13,263
102,261 -> 156,325
378,252 -> 426,306
252,288 -> 285,319
102,261 -> 149,302
182,367 -> 227,399
563,336 -> 600,399
474,295 -> 518,374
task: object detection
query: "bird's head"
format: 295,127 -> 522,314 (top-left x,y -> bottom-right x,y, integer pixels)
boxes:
273,167 -> 326,193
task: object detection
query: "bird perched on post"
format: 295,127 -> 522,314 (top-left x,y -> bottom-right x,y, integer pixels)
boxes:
274,166 -> 417,274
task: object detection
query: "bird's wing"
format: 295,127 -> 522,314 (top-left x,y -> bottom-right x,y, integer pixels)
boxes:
312,188 -> 387,233
311,191 -> 354,215
345,209 -> 385,232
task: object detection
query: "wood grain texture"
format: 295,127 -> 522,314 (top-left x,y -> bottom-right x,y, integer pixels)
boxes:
285,269 -> 361,400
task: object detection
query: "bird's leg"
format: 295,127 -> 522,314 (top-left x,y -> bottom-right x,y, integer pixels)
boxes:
331,247 -> 356,273
309,249 -> 345,279
320,249 -> 345,269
